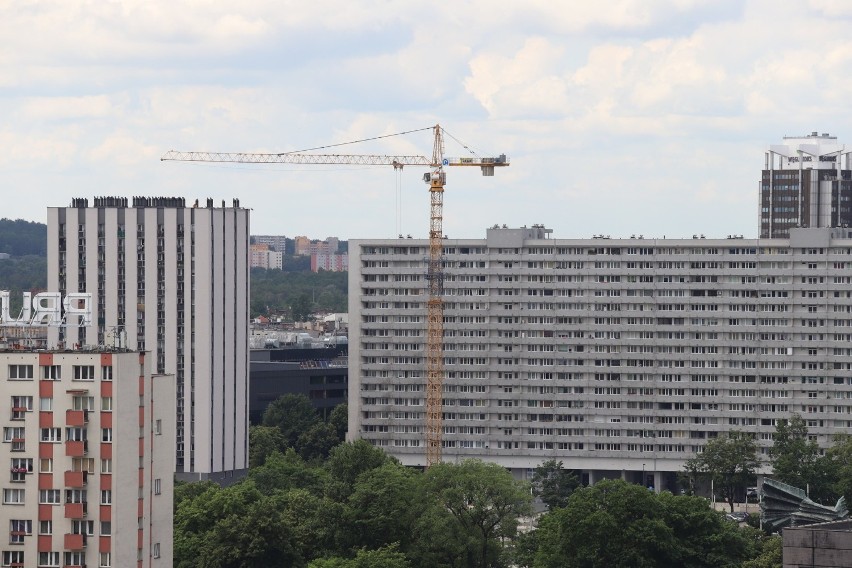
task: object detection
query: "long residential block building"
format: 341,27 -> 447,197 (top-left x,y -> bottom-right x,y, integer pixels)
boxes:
349,225 -> 852,490
47,197 -> 250,482
0,348 -> 174,568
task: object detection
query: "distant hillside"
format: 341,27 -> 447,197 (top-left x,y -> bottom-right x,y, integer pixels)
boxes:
0,218 -> 47,257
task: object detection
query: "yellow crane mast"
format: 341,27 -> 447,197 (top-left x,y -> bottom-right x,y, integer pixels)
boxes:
162,124 -> 509,466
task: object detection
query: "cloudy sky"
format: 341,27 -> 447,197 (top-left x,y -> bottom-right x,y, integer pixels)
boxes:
3,0 -> 852,240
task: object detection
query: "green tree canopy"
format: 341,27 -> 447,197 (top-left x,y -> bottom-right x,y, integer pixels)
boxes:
531,459 -> 579,510
534,480 -> 754,568
422,459 -> 533,568
769,414 -> 836,503
325,439 -> 396,500
684,431 -> 759,512
248,425 -> 289,469
262,393 -> 322,449
346,462 -> 423,552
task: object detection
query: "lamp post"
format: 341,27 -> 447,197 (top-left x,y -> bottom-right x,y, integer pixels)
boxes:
642,463 -> 645,487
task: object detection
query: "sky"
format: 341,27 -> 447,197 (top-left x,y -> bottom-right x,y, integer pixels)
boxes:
4,0 -> 852,241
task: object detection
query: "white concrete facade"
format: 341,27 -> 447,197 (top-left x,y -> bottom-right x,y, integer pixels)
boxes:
47,197 -> 249,480
0,349 -> 174,568
349,226 -> 852,490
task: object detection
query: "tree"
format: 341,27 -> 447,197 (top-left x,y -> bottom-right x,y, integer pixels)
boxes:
684,431 -> 759,512
292,293 -> 313,321
325,439 -> 396,500
534,480 -> 754,568
827,434 -> 852,506
309,544 -> 411,568
769,414 -> 836,503
531,459 -> 579,510
248,425 -> 288,468
262,393 -> 321,449
346,463 -> 423,551
741,534 -> 782,568
249,449 -> 329,496
329,403 -> 348,440
422,459 -> 533,568
297,422 -> 341,462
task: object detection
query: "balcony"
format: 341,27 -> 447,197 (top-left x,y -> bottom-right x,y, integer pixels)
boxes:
65,440 -> 88,457
64,502 -> 87,519
64,532 -> 87,549
65,409 -> 89,426
64,470 -> 88,487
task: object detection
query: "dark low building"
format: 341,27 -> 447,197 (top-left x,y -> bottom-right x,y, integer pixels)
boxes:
250,346 -> 347,423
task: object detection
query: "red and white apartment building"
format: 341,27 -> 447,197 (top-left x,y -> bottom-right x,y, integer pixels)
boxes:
0,348 -> 173,568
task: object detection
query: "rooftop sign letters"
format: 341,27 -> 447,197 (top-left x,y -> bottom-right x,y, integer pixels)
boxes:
0,292 -> 92,327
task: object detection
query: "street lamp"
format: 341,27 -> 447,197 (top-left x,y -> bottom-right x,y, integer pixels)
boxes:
642,463 -> 645,487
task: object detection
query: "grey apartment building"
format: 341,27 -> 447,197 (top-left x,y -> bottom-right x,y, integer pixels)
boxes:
349,225 -> 852,490
47,197 -> 250,481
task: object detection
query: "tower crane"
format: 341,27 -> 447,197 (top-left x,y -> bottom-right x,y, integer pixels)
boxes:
162,124 -> 509,466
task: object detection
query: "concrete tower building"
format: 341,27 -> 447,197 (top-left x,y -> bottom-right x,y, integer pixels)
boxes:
47,197 -> 250,481
761,132 -> 852,238
349,225 -> 852,490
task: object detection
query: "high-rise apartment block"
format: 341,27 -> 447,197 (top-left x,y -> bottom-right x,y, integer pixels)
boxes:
350,225 -> 852,489
762,132 -> 852,238
0,348 -> 174,568
47,197 -> 249,481
250,244 -> 283,270
252,235 -> 287,253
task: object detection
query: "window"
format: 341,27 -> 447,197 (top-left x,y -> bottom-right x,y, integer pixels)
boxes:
41,365 -> 60,380
153,542 -> 160,559
101,397 -> 112,411
101,366 -> 112,381
2,428 -> 24,443
100,459 -> 111,474
38,551 -> 59,567
38,521 -> 51,535
9,519 -> 31,544
100,521 -> 111,536
71,396 -> 94,411
10,458 -> 32,481
64,553 -> 85,567
2,489 -> 23,504
39,459 -> 52,473
155,419 -> 162,435
39,398 -> 52,412
65,489 -> 86,504
154,478 -> 161,495
101,428 -> 112,442
40,429 -> 60,443
8,365 -> 33,380
65,428 -> 86,442
98,552 -> 111,567
10,396 -> 32,413
100,490 -> 111,505
2,551 -> 24,566
72,365 -> 95,381
39,490 -> 60,504
71,520 -> 93,536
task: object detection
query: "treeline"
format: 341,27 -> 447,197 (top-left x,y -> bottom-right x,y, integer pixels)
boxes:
174,395 -> 781,568
250,268 -> 347,318
0,218 -> 47,256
